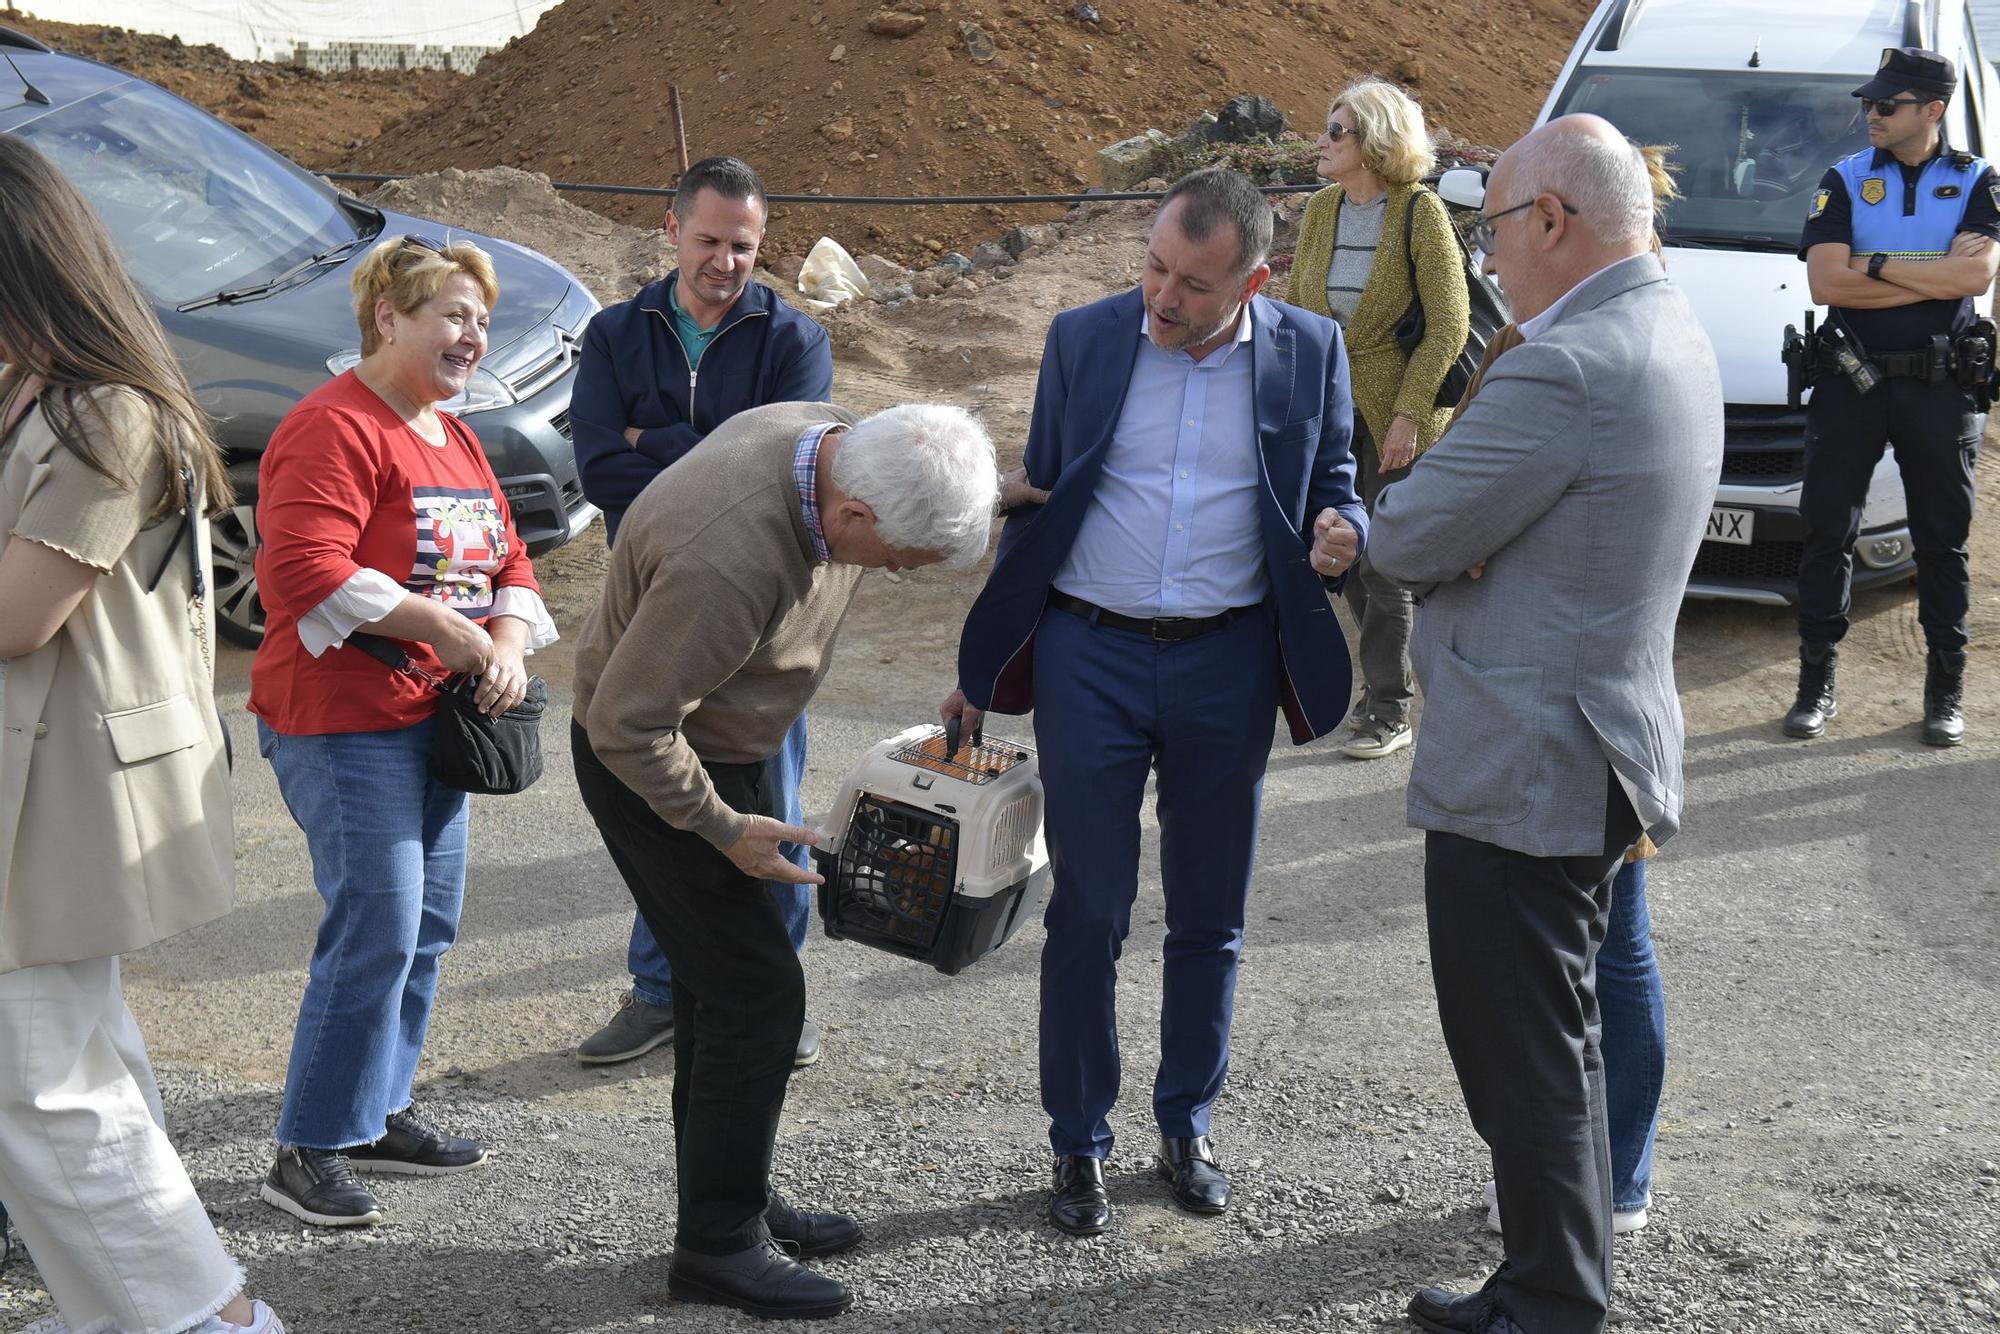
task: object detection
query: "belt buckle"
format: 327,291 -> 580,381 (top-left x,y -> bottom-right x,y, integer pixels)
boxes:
1151,616 -> 1190,642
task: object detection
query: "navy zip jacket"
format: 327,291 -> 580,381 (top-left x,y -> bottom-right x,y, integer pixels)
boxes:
569,272 -> 834,544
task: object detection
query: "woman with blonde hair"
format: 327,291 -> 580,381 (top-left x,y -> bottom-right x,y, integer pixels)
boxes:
1291,76 -> 1470,760
251,233 -> 556,1227
0,133 -> 283,1333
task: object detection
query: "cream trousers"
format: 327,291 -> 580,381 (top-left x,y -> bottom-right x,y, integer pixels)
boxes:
0,956 -> 242,1333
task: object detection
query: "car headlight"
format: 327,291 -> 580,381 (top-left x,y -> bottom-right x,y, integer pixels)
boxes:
322,351 -> 517,416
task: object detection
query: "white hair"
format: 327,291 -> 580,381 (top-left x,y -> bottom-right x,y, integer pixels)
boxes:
1507,124 -> 1654,248
832,403 -> 998,569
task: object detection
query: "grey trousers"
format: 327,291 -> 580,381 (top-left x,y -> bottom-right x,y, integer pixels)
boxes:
1343,422 -> 1415,724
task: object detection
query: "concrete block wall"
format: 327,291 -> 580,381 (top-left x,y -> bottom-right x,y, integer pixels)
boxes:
289,42 -> 494,74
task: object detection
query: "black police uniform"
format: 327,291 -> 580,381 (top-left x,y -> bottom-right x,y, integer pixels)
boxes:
1796,141 -> 1997,658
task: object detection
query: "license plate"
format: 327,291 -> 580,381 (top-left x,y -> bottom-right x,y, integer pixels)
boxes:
1706,506 -> 1754,546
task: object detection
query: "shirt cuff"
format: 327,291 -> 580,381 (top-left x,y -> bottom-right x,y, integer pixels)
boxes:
490,585 -> 559,653
296,568 -> 406,657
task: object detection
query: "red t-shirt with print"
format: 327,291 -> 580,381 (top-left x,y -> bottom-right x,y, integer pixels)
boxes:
249,370 -> 540,735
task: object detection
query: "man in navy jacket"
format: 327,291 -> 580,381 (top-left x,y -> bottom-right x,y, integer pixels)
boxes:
943,169 -> 1365,1237
568,156 -> 834,1068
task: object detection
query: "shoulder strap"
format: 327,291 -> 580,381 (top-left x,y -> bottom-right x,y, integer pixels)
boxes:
1402,189 -> 1419,299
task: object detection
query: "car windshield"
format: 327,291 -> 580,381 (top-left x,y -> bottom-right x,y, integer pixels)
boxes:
14,79 -> 362,306
1552,69 -> 1876,250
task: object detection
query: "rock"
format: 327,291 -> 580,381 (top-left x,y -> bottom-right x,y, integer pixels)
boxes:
1001,226 -> 1034,258
820,116 -> 856,142
1072,2 -> 1100,19
970,240 -> 1011,270
866,11 -> 927,37
1395,57 -> 1425,84
828,43 -> 847,61
1212,94 -> 1287,142
769,254 -> 807,285
1186,110 -> 1219,139
959,22 -> 996,62
937,251 -> 974,274
1095,128 -> 1173,191
910,271 -> 943,298
857,252 -> 916,293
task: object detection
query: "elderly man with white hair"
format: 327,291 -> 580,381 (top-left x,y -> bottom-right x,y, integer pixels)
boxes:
1369,116 -> 1723,1334
571,400 -> 998,1321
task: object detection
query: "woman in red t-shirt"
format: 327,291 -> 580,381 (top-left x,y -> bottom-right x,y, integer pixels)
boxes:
249,235 -> 556,1228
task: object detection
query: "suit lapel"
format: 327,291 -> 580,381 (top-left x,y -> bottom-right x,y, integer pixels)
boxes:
1250,296 -> 1299,498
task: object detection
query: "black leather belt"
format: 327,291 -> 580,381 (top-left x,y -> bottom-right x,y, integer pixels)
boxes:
1047,589 -> 1252,642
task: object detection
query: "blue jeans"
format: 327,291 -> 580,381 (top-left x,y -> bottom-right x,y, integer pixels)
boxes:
259,718 -> 469,1149
628,713 -> 813,1006
1599,859 -> 1666,1212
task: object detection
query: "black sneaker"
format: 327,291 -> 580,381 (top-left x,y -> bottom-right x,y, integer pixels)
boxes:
345,1104 -> 489,1176
261,1147 -> 384,1227
576,989 -> 676,1065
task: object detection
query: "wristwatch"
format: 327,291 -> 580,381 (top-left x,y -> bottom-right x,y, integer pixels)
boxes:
1868,251 -> 1890,281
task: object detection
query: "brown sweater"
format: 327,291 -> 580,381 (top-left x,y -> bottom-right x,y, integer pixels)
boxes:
573,400 -> 863,849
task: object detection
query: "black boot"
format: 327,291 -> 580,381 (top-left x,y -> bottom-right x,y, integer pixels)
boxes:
1782,641 -> 1839,738
1922,649 -> 1967,747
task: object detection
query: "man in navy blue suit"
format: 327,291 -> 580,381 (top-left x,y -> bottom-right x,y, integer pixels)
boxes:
942,168 -> 1366,1237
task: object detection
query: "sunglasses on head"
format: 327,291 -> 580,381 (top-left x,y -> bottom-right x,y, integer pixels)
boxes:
1861,96 -> 1929,117
399,232 -> 449,256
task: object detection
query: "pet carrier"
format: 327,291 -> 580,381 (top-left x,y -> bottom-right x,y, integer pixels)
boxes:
813,721 -> 1050,974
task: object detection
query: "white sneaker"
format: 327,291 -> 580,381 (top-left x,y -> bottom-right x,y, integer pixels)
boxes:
1340,715 -> 1412,759
193,1300 -> 287,1333
1481,1179 -> 1649,1235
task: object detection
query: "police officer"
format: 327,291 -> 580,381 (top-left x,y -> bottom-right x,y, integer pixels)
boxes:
1792,46 -> 1998,747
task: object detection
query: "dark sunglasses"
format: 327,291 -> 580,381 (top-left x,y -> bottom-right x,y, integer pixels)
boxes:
1860,97 -> 1929,117
1322,122 -> 1359,141
1469,197 -> 1581,253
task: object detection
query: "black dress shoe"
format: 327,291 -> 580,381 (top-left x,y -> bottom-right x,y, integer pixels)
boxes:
1048,1154 -> 1110,1236
1156,1135 -> 1229,1214
668,1238 -> 852,1320
767,1190 -> 863,1258
1407,1285 -> 1528,1334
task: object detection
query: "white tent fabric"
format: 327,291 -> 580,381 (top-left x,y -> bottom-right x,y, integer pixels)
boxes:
25,1 -> 563,62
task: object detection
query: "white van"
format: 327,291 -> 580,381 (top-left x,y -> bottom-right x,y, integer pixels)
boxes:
1490,0 -> 1997,604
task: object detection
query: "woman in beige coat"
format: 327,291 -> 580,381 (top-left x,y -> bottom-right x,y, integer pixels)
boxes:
0,134 -> 284,1333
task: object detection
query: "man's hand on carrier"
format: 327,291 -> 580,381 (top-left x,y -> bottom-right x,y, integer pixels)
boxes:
939,688 -> 986,738
726,816 -> 823,885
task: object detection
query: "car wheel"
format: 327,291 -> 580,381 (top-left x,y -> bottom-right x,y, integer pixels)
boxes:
211,465 -> 265,647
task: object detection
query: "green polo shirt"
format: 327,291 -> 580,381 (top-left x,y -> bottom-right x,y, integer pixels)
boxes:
669,280 -> 722,368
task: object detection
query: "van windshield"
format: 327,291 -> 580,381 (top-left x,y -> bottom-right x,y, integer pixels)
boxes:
1552,69 -> 1875,250
15,80 -> 367,306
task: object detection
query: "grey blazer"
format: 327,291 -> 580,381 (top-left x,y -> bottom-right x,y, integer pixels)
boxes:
1368,253 -> 1723,857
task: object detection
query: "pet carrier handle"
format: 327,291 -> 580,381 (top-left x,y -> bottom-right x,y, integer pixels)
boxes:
944,714 -> 984,759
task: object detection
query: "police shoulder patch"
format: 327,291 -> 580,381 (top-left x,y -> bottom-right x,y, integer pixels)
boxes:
1809,188 -> 1831,219
1860,177 -> 1888,205
1937,184 -> 1963,198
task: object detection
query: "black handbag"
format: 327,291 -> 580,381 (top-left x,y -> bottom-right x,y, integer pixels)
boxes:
350,633 -> 547,795
1390,185 -> 1511,409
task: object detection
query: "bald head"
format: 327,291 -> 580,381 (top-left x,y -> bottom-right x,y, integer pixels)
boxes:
1496,114 -> 1655,249
1480,114 -> 1656,321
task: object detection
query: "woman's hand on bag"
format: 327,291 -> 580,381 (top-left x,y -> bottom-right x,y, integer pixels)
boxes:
1380,415 -> 1420,472
432,614 -> 495,676
475,645 -> 530,717
725,816 -> 824,885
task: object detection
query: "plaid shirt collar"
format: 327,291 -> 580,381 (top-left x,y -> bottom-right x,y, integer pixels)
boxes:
793,423 -> 839,563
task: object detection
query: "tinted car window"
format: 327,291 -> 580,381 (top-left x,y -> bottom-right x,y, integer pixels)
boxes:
14,80 -> 359,306
1554,70 -> 1873,249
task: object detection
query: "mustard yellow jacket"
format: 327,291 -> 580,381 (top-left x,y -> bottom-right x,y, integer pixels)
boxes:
1290,181 -> 1469,462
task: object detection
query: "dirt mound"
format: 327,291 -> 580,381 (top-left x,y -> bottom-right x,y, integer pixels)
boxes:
366,167 -> 681,304
3,11 -> 460,166
345,0 -> 1596,266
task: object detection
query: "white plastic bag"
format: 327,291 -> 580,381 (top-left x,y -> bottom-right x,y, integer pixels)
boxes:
796,236 -> 870,309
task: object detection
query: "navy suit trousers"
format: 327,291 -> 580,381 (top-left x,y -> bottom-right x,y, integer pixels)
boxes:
1032,599 -> 1278,1159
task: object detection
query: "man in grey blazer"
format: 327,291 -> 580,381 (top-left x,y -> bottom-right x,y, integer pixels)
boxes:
1369,116 -> 1723,1334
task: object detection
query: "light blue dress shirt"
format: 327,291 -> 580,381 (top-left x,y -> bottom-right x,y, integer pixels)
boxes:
1051,307 -> 1267,618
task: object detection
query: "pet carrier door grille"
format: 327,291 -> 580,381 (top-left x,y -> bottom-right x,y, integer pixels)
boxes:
832,795 -> 960,951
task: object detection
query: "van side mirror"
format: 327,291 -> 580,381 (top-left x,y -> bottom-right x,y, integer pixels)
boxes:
1437,166 -> 1489,210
